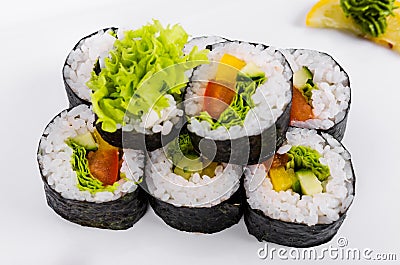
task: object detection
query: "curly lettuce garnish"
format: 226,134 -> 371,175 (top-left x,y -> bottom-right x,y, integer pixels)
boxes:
340,0 -> 398,37
88,20 -> 209,132
286,146 -> 330,181
67,141 -> 118,193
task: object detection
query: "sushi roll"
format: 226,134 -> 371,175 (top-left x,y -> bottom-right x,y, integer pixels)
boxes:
63,27 -> 118,107
37,105 -> 147,230
185,41 -> 292,165
243,128 -> 355,247
145,131 -> 243,233
282,49 -> 351,140
84,20 -> 210,151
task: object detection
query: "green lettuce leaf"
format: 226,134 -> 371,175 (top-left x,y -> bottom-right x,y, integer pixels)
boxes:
299,73 -> 317,104
88,20 -> 209,132
286,146 -> 330,181
67,141 -> 118,193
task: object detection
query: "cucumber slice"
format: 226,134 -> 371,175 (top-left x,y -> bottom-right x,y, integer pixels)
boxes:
238,62 -> 267,86
173,154 -> 203,180
240,62 -> 264,77
293,66 -> 313,89
71,132 -> 98,151
296,169 -> 322,195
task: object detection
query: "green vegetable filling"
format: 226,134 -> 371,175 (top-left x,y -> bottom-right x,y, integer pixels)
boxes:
340,0 -> 398,37
196,72 -> 266,130
269,146 -> 330,195
166,133 -> 207,179
67,141 -> 118,193
294,66 -> 318,104
167,133 -> 199,164
286,146 -> 330,182
88,20 -> 209,133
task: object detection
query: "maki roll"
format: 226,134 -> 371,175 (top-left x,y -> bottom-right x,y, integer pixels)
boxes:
63,28 -> 118,107
282,49 -> 351,140
244,128 -> 355,247
185,41 -> 292,165
145,131 -> 243,233
37,105 -> 147,230
85,20 -> 210,151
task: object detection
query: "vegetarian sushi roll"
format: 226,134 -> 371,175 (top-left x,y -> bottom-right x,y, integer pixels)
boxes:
244,128 -> 355,247
185,41 -> 292,165
37,105 -> 147,230
145,131 -> 243,233
63,27 -> 118,107
282,49 -> 351,140
85,20 -> 209,151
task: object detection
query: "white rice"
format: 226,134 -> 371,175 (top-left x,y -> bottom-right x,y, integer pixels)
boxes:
37,105 -> 144,203
282,49 -> 350,130
185,41 -> 292,140
122,94 -> 183,135
183,36 -> 226,55
63,29 -> 117,102
244,128 -> 354,226
145,148 -> 242,207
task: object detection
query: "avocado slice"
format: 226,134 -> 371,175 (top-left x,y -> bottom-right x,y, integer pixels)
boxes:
296,169 -> 323,195
70,132 -> 98,151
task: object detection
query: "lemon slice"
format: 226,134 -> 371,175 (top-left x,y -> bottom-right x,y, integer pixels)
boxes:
306,0 -> 400,53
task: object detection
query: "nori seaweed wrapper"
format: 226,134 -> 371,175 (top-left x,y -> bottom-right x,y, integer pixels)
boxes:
244,203 -> 347,248
63,27 -> 118,108
41,176 -> 148,230
187,41 -> 292,165
284,48 -> 351,141
243,133 -> 356,248
148,185 -> 244,234
189,102 -> 291,165
37,106 -> 148,230
95,114 -> 185,151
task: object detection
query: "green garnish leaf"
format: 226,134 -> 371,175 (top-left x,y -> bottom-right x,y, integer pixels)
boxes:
286,146 -> 330,182
340,0 -> 398,37
67,141 -> 118,193
88,20 -> 209,132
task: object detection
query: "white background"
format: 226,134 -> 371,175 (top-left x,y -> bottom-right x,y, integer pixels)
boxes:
1,0 -> 399,264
